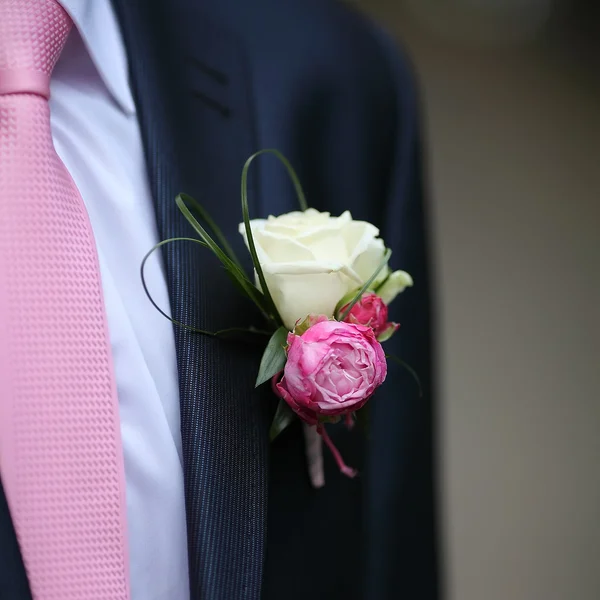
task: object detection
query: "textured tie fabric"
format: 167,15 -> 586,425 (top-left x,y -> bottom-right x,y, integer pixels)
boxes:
0,2 -> 130,599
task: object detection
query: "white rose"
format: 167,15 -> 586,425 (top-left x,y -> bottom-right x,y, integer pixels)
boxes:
239,208 -> 412,330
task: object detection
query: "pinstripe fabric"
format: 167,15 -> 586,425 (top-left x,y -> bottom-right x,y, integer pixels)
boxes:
110,2 -> 271,598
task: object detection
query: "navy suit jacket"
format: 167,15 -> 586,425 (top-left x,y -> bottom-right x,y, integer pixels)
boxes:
0,1 -> 439,599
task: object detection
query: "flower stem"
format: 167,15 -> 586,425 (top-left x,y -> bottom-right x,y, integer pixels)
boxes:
345,413 -> 355,431
317,424 -> 357,479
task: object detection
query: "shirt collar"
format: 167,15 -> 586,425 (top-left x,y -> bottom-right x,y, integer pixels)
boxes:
58,0 -> 137,115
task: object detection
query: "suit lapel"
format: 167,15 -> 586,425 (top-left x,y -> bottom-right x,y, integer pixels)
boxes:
111,2 -> 270,598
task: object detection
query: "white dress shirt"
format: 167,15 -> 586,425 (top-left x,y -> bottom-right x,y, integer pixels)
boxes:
50,2 -> 190,599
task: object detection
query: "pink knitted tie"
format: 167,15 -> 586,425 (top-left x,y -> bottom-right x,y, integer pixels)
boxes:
0,1 -> 130,598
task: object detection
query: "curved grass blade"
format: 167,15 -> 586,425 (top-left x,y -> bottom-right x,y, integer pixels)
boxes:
213,327 -> 272,338
339,248 -> 392,322
141,237 -> 224,336
224,268 -> 254,299
243,148 -> 308,211
178,192 -> 243,270
141,238 -> 271,338
386,354 -> 423,397
176,194 -> 268,316
241,158 -> 284,326
374,271 -> 390,293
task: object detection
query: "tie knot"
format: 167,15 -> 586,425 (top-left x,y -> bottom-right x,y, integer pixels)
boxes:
0,0 -> 72,99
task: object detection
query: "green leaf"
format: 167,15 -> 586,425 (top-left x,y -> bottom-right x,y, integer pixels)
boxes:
241,158 -> 285,326
175,194 -> 268,316
386,354 -> 423,397
256,326 -> 288,387
376,323 -> 399,343
338,248 -> 392,322
179,193 -> 243,270
269,399 -> 296,441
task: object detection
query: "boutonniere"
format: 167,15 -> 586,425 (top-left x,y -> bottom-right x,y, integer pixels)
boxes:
142,150 -> 419,486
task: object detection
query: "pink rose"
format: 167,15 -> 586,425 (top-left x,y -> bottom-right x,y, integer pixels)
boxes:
276,319 -> 387,425
340,292 -> 399,340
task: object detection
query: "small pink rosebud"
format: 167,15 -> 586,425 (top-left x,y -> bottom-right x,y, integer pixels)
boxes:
340,292 -> 399,340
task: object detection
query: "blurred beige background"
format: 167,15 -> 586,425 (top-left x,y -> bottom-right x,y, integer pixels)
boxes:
356,1 -> 600,599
